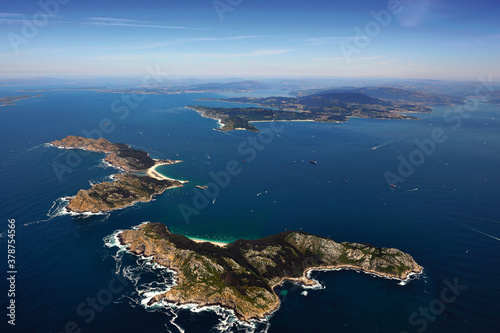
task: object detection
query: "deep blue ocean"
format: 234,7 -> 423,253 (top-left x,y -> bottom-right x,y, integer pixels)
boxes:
1,87 -> 499,332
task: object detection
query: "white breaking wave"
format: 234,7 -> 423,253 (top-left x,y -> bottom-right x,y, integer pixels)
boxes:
103,229 -> 126,250
398,270 -> 424,286
23,196 -> 110,226
26,142 -> 51,151
96,158 -> 124,173
305,266 -> 423,288
105,225 -> 273,333
165,308 -> 185,333
105,224 -> 424,332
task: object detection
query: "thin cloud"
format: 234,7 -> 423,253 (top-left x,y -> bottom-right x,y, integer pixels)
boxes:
185,49 -> 292,58
192,36 -> 262,41
486,34 -> 500,40
132,35 -> 263,50
249,49 -> 291,56
311,55 -> 386,61
373,59 -> 398,66
0,12 -> 24,18
476,34 -> 500,41
0,16 -> 209,30
83,18 -> 208,30
93,54 -> 149,61
397,0 -> 432,27
310,57 -> 346,61
87,17 -> 142,24
306,36 -> 369,46
452,34 -> 500,48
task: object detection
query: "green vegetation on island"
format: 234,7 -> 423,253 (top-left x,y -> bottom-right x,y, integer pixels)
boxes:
51,135 -> 164,171
67,174 -> 182,213
118,222 -> 423,322
50,136 -> 184,213
293,87 -> 465,105
189,91 -> 430,131
188,106 -> 323,131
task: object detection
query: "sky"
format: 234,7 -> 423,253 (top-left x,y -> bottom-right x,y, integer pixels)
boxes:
0,0 -> 499,80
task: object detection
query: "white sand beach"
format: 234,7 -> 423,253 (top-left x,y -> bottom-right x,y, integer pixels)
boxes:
147,161 -> 188,183
188,237 -> 228,247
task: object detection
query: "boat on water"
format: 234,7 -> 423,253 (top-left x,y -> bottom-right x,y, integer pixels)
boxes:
391,184 -> 397,188
310,160 -> 317,164
343,180 -> 348,183
196,185 -> 209,190
371,147 -> 376,151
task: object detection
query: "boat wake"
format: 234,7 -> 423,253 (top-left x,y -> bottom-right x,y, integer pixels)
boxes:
371,136 -> 406,151
460,223 -> 500,242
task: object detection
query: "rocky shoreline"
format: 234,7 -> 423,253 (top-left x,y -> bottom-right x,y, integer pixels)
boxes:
117,222 -> 423,322
50,136 -> 185,213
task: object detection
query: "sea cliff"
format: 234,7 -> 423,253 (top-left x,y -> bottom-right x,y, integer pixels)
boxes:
118,222 -> 423,322
51,136 -> 185,213
51,135 -> 178,171
67,174 -> 182,213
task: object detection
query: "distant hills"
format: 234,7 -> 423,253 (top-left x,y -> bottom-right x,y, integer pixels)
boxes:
12,77 -> 500,104
304,92 -> 390,105
294,87 -> 465,106
486,90 -> 500,104
189,89 -> 431,131
186,80 -> 270,91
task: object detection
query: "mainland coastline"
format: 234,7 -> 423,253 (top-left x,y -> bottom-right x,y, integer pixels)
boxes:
0,94 -> 42,106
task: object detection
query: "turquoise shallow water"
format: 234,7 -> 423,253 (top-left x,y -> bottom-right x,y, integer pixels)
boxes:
0,87 -> 499,332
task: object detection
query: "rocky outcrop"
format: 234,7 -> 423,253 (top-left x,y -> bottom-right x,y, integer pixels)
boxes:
67,174 -> 182,213
118,222 -> 423,322
51,135 -> 177,171
284,233 -> 422,280
51,135 -> 124,153
51,136 -> 184,213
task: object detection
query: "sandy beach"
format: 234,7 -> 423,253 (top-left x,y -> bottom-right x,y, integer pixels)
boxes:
248,119 -> 315,123
188,237 -> 228,247
186,106 -> 226,129
147,161 -> 188,183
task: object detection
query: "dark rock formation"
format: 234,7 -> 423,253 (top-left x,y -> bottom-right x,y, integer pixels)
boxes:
118,222 -> 423,322
67,174 -> 182,213
51,136 -> 184,213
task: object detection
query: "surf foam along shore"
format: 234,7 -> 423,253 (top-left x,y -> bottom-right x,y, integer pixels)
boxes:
105,225 -> 265,333
49,136 -> 187,214
115,222 -> 423,322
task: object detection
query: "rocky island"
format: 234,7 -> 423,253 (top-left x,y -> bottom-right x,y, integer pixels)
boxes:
51,136 -> 186,213
118,222 -> 423,322
189,91 -> 431,131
